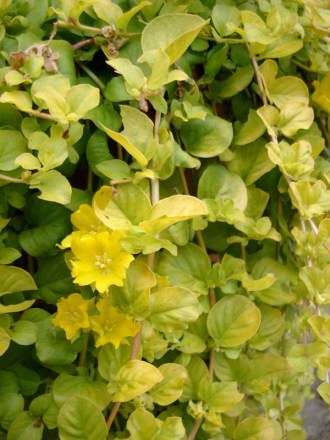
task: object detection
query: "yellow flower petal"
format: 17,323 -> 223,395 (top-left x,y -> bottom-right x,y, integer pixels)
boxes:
52,293 -> 91,341
71,204 -> 105,232
69,231 -> 134,293
90,299 -> 140,348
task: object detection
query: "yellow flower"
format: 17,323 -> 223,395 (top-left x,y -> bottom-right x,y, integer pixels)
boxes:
71,204 -> 105,232
52,293 -> 91,340
70,230 -> 134,293
90,298 -> 141,348
60,204 -> 107,249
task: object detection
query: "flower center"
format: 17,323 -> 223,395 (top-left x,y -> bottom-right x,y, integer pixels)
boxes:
95,252 -> 112,271
104,319 -> 114,332
65,309 -> 81,324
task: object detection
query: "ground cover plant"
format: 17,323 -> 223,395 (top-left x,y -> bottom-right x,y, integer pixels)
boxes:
0,0 -> 329,439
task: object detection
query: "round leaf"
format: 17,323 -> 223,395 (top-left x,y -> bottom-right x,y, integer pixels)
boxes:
141,13 -> 207,65
181,115 -> 233,158
57,396 -> 108,440
149,286 -> 199,333
234,417 -> 275,440
207,295 -> 261,347
0,129 -> 27,171
7,412 -> 44,440
0,327 -> 11,356
0,266 -> 37,296
11,320 -> 37,345
108,360 -> 163,402
198,164 -> 247,211
148,363 -> 187,405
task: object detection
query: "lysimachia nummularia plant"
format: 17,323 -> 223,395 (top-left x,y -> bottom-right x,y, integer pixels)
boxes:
0,0 -> 329,439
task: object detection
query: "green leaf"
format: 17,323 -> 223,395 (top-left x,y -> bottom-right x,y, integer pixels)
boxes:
199,379 -> 243,412
200,44 -> 228,84
228,139 -> 275,186
0,103 -> 22,130
277,103 -> 314,137
50,40 -> 76,84
181,115 -> 233,158
212,4 -> 241,37
248,353 -> 290,381
126,408 -> 159,439
35,137 -> 68,170
268,76 -> 309,109
93,184 -> 152,230
157,416 -> 186,440
53,374 -> 111,411
57,396 -> 108,440
140,195 -> 208,235
198,164 -> 247,211
148,363 -> 187,405
178,355 -> 209,401
28,170 -> 72,204
234,417 -> 275,440
267,140 -> 314,180
249,305 -> 285,350
121,230 -> 177,255
213,352 -> 251,383
0,327 -> 11,356
0,371 -> 19,395
8,364 -> 40,396
139,49 -> 188,91
29,394 -> 58,430
66,84 -> 100,121
257,105 -> 279,137
141,13 -> 207,65
233,109 -> 266,146
0,300 -> 35,314
117,1 -> 152,32
7,412 -> 44,440
289,180 -> 330,219
262,34 -> 303,59
108,360 -> 163,402
0,91 -> 33,113
98,344 -> 131,383
317,382 -> 330,405
36,317 -> 83,367
86,130 -> 113,178
10,320 -> 37,345
92,0 -> 122,25
241,10 -> 274,44
34,253 -> 76,304
15,153 -> 41,171
0,130 -> 27,171
155,243 -> 211,297
288,342 -> 329,373
210,66 -> 254,99
244,187 -> 269,220
19,197 -> 70,257
207,295 -> 261,347
99,105 -> 157,167
105,76 -> 134,102
149,286 -> 199,332
106,58 -> 145,96
110,260 -> 156,319
312,73 -> 330,113
0,392 -> 24,430
0,266 -> 36,295
96,159 -> 130,180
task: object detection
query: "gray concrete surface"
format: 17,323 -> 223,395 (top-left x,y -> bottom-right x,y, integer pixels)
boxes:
301,384 -> 330,440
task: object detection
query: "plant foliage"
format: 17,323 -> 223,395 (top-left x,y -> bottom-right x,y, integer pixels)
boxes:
0,0 -> 329,439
